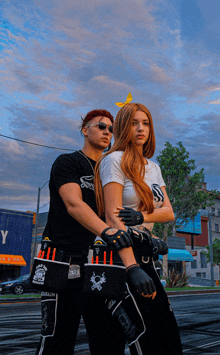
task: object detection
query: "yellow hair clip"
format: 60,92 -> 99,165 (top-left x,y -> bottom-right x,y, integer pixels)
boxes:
115,92 -> 132,107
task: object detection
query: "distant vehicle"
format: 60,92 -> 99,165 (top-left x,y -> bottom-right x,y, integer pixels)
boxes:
0,274 -> 38,295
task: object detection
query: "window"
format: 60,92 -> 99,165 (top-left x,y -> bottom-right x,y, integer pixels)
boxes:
218,210 -> 220,217
200,253 -> 207,268
211,207 -> 215,215
202,273 -> 206,278
191,260 -> 197,269
196,272 -> 201,277
215,224 -> 219,232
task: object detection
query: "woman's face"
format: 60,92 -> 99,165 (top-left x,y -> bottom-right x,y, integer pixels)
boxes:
131,110 -> 150,149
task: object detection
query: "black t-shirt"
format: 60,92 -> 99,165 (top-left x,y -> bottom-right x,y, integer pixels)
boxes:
43,151 -> 97,257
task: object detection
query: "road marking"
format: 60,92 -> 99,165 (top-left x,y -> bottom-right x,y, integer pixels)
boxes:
197,340 -> 220,349
183,340 -> 220,353
175,313 -> 195,317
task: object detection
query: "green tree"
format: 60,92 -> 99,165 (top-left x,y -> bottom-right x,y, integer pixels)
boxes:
203,239 -> 220,280
152,142 -> 218,276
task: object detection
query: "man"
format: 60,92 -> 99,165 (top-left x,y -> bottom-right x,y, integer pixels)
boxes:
35,109 -> 130,355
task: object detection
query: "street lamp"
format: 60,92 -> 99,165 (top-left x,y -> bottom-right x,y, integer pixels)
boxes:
208,210 -> 220,287
31,181 -> 49,265
208,212 -> 215,287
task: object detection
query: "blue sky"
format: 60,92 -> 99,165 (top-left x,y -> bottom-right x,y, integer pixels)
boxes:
0,0 -> 220,212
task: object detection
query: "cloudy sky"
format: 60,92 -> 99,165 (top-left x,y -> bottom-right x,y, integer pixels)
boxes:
0,0 -> 220,213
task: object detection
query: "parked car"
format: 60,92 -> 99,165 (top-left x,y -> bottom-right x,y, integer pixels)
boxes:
0,274 -> 38,295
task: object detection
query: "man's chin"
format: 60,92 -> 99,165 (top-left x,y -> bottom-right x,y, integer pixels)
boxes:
100,142 -> 110,149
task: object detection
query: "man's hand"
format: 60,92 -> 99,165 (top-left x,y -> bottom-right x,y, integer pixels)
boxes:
126,264 -> 156,299
117,207 -> 144,226
101,228 -> 133,251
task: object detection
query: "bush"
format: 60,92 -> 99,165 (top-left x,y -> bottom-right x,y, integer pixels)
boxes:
165,269 -> 190,288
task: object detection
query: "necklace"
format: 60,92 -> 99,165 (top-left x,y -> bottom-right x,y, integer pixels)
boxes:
78,150 -> 95,174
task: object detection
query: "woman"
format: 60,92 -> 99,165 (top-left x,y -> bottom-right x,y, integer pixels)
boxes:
94,103 -> 183,355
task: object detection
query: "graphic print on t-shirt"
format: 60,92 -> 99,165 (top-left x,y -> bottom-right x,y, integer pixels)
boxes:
151,184 -> 164,202
80,175 -> 94,190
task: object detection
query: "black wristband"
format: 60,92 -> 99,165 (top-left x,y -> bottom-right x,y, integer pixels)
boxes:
126,263 -> 139,272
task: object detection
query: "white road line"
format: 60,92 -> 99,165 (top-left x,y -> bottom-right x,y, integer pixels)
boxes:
183,340 -> 220,353
175,313 -> 195,317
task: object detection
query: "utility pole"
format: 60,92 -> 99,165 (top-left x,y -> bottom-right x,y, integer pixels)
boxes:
31,181 -> 49,266
208,212 -> 215,287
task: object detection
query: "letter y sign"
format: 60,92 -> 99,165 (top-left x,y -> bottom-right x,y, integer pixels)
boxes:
1,230 -> 8,244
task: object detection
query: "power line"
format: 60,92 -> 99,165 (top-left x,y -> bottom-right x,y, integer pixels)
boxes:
39,202 -> 50,209
0,133 -> 75,151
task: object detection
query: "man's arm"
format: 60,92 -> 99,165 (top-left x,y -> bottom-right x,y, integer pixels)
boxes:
59,182 -> 133,251
59,182 -> 108,236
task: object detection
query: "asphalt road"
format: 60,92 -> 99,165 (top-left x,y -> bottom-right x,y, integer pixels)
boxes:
171,293 -> 220,354
0,293 -> 220,354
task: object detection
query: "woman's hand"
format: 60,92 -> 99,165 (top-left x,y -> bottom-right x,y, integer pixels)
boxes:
114,207 -> 144,226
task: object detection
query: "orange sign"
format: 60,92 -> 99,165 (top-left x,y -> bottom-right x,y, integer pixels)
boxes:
190,251 -> 197,256
0,254 -> 27,266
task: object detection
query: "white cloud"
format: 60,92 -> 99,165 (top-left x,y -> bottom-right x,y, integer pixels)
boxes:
209,99 -> 220,105
91,76 -> 130,90
0,182 -> 34,190
150,65 -> 172,83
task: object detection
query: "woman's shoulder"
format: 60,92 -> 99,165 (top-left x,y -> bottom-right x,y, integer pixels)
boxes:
102,151 -> 124,163
147,159 -> 161,171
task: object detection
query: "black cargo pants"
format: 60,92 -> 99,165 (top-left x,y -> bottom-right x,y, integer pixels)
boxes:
35,277 -> 126,355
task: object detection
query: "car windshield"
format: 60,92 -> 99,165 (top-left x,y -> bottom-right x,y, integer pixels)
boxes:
15,274 -> 29,281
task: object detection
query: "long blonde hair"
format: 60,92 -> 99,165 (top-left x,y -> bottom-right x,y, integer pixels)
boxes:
94,103 -> 156,218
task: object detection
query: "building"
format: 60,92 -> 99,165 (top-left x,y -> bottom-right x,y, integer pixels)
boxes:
0,209 -> 35,282
176,183 -> 220,282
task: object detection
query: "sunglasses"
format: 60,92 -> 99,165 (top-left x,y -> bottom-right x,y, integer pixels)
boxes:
86,122 -> 113,133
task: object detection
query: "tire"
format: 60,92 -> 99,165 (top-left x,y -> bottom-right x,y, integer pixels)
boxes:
13,284 -> 24,295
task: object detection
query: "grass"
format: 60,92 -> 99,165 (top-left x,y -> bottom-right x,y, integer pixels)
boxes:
1,286 -> 220,298
0,293 -> 41,298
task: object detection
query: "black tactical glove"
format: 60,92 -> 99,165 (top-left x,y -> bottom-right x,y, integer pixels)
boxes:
119,207 -> 144,226
126,264 -> 156,298
128,228 -> 168,258
101,228 -> 133,251
127,228 -> 154,257
151,238 -> 168,255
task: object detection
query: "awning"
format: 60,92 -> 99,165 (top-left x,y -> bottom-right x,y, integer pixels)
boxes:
159,249 -> 193,262
0,254 -> 27,266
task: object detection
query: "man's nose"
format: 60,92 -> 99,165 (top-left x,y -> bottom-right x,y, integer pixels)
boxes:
103,128 -> 111,134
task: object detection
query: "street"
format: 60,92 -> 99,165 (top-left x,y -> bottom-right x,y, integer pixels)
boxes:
0,293 -> 220,354
172,293 -> 220,354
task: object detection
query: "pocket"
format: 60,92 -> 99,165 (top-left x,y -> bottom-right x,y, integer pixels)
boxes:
30,258 -> 69,292
83,264 -> 127,299
40,293 -> 57,337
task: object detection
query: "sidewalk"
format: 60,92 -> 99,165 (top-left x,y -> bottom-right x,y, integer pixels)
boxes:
166,288 -> 220,296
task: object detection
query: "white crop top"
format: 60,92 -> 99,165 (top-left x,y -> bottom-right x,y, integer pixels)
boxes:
100,151 -> 166,231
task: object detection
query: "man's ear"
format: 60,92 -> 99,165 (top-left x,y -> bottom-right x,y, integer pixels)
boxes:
82,126 -> 88,137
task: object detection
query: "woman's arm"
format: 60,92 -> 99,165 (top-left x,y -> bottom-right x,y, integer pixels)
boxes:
115,186 -> 174,224
103,182 -> 137,267
141,186 -> 174,223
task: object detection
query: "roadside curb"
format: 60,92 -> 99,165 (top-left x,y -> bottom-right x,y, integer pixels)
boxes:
1,289 -> 220,303
166,289 -> 220,296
